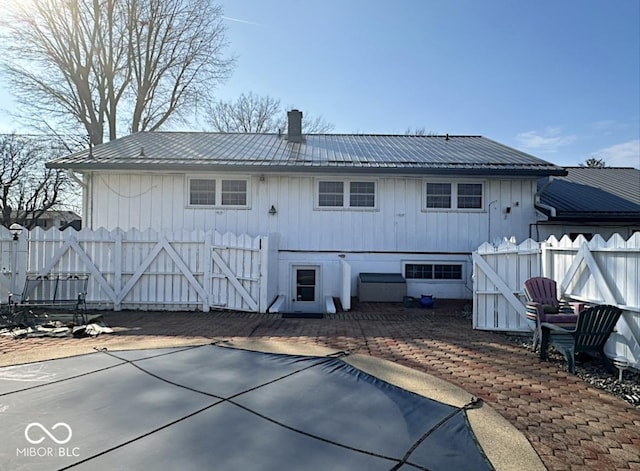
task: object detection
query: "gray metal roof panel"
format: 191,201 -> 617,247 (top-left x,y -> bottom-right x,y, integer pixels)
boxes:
563,167 -> 640,205
537,168 -> 640,220
47,132 -> 565,175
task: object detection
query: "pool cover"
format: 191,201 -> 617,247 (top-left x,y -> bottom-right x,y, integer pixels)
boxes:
0,344 -> 493,471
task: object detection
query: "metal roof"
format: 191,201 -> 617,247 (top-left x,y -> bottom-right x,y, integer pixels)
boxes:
47,132 -> 566,176
537,167 -> 640,221
563,167 -> 640,205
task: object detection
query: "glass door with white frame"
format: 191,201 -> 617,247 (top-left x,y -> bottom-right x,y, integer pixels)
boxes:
290,266 -> 321,313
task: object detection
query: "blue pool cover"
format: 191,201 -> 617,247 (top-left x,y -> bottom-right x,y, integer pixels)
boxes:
0,345 -> 493,470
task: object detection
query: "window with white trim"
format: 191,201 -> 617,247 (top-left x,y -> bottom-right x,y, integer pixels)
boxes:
318,181 -> 344,207
457,183 -> 482,209
425,182 -> 483,210
317,179 -> 376,209
221,179 -> 247,206
188,177 -> 249,207
190,179 -> 216,205
404,263 -> 463,280
426,183 -> 451,208
349,181 -> 375,207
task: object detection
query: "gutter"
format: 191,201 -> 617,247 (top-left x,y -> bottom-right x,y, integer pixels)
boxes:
66,170 -> 92,229
535,199 -> 556,218
49,163 -> 568,178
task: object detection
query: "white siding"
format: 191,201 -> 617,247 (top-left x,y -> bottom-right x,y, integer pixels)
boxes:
88,172 -> 538,254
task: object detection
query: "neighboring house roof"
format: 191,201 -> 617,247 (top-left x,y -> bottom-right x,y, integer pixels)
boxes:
47,132 -> 566,177
10,210 -> 81,221
537,167 -> 640,222
41,210 -> 81,221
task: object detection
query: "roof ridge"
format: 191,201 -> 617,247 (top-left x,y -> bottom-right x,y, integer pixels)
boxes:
149,131 -> 484,138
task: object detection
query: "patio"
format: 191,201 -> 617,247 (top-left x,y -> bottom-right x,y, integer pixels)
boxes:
1,300 -> 638,470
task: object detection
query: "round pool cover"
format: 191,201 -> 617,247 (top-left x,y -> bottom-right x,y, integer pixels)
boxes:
0,344 -> 494,470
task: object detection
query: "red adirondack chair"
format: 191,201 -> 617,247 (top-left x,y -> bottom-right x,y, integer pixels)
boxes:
523,277 -> 582,352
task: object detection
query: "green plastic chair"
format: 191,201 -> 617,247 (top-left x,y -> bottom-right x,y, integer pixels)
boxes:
539,304 -> 622,374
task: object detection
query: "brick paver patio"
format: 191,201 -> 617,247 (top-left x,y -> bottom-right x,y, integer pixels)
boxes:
1,300 -> 639,470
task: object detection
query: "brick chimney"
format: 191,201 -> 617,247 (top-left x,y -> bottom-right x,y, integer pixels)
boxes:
287,109 -> 303,143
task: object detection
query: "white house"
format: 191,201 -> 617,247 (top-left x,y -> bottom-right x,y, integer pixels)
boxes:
47,111 -> 566,312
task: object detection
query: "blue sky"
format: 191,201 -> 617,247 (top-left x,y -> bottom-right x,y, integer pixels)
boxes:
1,0 -> 638,168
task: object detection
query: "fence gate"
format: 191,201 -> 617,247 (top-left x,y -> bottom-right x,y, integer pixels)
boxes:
209,234 -> 262,312
472,238 -> 541,331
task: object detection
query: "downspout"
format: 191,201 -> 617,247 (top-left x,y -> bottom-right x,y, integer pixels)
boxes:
533,178 -> 557,241
67,170 -> 92,229
67,169 -> 85,188
487,200 -> 498,242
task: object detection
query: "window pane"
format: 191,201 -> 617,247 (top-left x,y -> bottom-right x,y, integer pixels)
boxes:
190,179 -> 216,205
297,269 -> 316,286
426,183 -> 451,208
296,269 -> 316,301
433,264 -> 463,280
349,181 -> 375,207
319,181 -> 344,207
221,179 -> 247,206
457,184 -> 482,209
405,264 -> 433,279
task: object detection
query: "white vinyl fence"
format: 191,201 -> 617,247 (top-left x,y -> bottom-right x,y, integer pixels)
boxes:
1,226 -> 274,313
473,233 -> 640,369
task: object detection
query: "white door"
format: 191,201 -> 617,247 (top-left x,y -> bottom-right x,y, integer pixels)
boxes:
290,266 -> 321,313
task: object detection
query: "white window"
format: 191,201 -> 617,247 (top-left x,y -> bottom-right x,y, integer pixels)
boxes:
187,177 -> 249,208
190,179 -> 216,205
404,263 -> 463,281
221,179 -> 247,206
318,181 -> 344,207
425,181 -> 483,210
426,183 -> 452,208
457,183 -> 483,209
317,179 -> 377,209
349,181 -> 376,207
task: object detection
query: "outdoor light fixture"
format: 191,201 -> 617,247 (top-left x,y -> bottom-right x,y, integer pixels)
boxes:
9,223 -> 22,241
269,205 -> 277,215
613,357 -> 629,382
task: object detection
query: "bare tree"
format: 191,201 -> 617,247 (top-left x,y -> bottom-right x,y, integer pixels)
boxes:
208,92 -> 282,133
582,157 -> 606,168
207,92 -> 334,134
1,0 -> 234,145
0,134 -> 77,229
404,127 -> 439,136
